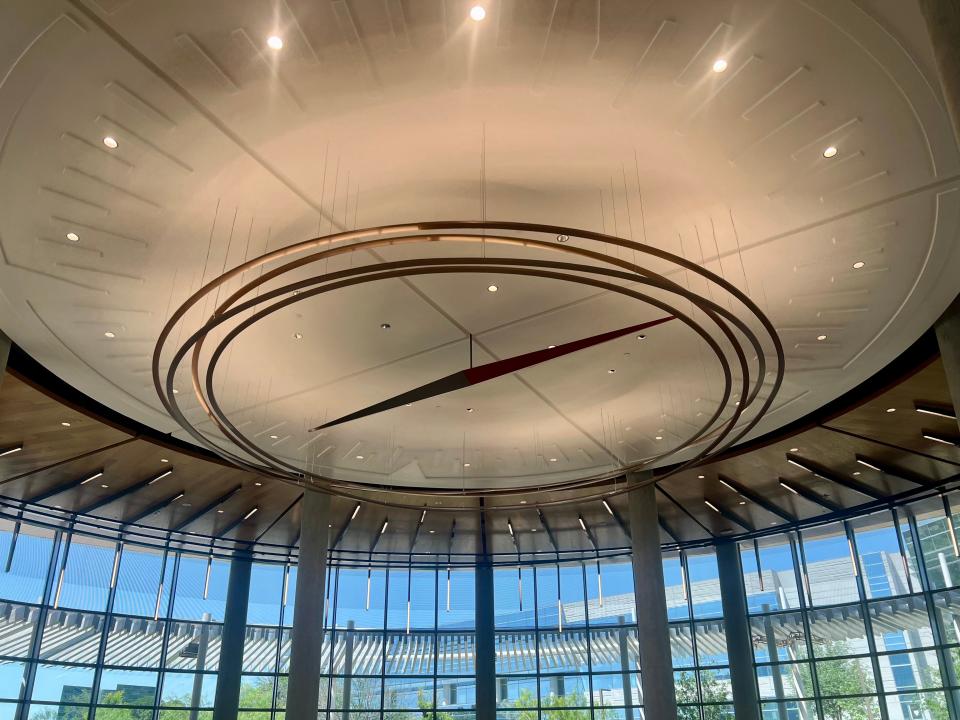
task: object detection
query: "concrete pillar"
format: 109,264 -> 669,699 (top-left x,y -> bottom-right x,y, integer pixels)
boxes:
716,541 -> 760,720
212,551 -> 252,720
0,329 -> 10,391
935,295 -> 960,432
287,489 -> 331,720
475,527 -> 496,720
626,472 -> 677,720
918,1 -> 960,150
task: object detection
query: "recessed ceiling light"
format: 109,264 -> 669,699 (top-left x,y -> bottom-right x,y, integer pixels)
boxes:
100,484 -> 109,488
852,471 -> 861,476
269,434 -> 279,439
637,334 -> 646,341
557,234 -> 569,243
789,447 -> 799,452
160,458 -> 169,463
886,408 -> 896,413
816,334 -> 827,341
852,261 -> 865,269
102,136 -> 118,149
487,284 -> 498,293
61,422 -> 71,427
739,501 -> 746,505
182,503 -> 192,507
172,388 -> 180,395
217,509 -> 224,513
531,527 -> 537,532
697,475 -> 705,479
104,331 -> 116,339
655,435 -> 663,440
355,454 -> 364,460
66,232 -> 80,242
548,457 -> 558,462
548,345 -> 556,349
293,332 -> 303,340
712,58 -> 728,73
463,462 -> 471,467
608,369 -> 616,374
267,35 -> 284,50
380,323 -> 391,330
466,408 -> 474,413
520,500 -> 527,504
429,529 -> 435,534
255,482 -> 262,486
470,5 -> 486,21
823,146 -> 838,158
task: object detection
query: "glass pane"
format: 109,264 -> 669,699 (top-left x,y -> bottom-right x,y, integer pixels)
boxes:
0,662 -> 26,700
494,567 -> 534,629
686,549 -> 722,619
437,632 -> 475,675
695,620 -> 728,667
242,625 -> 280,673
0,602 -> 38,658
538,631 -> 589,674
112,545 -> 166,618
384,675 -> 431,709
878,650 -> 943,692
669,623 -> 695,668
538,675 -> 589,706
663,553 -> 689,621
808,603 -> 870,657
756,662 -> 814,699
335,567 -> 386,629
385,632 -> 435,675
97,669 -> 158,705
869,596 -> 935,651
852,512 -> 914,599
31,665 -> 95,703
496,676 -> 537,708
558,564 -> 586,629
495,632 -> 537,675
438,569 -> 474,630
0,524 -> 55,604
741,537 -> 802,613
535,565 -> 560,629
589,627 -> 638,673
331,629 -> 383,675
39,609 -> 104,661
816,657 -> 877,695
749,612 -> 808,662
103,615 -> 166,668
238,675 -> 274,710
698,667 -> 732,702
57,536 -> 114,612
330,676 -> 382,710
27,705 -> 88,720
160,672 -> 217,708
800,525 -> 860,607
161,620 -> 220,672
246,564 -> 283,626
172,554 -> 230,622
911,497 -> 960,591
592,558 -> 635,626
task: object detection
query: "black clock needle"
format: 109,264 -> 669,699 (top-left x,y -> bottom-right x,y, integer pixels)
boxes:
309,315 -> 674,431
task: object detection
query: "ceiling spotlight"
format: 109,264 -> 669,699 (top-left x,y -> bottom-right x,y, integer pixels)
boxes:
470,5 -> 486,21
487,284 -> 499,293
466,408 -> 474,413
608,369 -> 616,374
217,509 -> 224,514
636,334 -> 646,340
789,447 -> 799,452
886,408 -> 896,413
267,35 -> 284,50
293,332 -> 303,340
712,58 -> 728,73
380,323 -> 391,329
172,388 -> 180,394
61,422 -> 71,427
520,499 -> 527,504
697,475 -> 705,479
355,454 -> 365,460
823,146 -> 838,159
269,434 -> 279,439
463,462 -> 471,467
548,457 -> 558,462
100,484 -> 109,489
102,136 -> 118,149
655,435 -> 663,441
852,261 -> 865,269
548,345 -> 556,349
557,234 -> 569,243
104,331 -> 116,339
254,482 -> 262,487
816,334 -> 827,341
66,232 -> 80,242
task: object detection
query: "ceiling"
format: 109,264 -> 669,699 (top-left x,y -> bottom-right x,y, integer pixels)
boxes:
0,0 -> 959,490
1,337 -> 957,557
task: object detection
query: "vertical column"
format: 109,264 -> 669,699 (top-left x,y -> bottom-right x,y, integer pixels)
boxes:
342,620 -> 355,720
190,612 -> 212,720
626,472 -> 677,720
761,605 -> 788,720
918,1 -> 960,148
475,505 -> 496,720
0,329 -> 10,390
287,488 -> 331,720
935,295 -> 960,432
716,541 -> 760,720
212,550 -> 252,720
617,616 -> 635,720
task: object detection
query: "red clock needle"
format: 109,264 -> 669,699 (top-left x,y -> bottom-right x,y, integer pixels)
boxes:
309,315 -> 674,431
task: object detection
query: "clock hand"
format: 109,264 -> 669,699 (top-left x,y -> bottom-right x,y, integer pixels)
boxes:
309,315 -> 674,431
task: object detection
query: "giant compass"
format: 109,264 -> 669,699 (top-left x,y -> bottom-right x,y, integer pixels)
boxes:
153,222 -> 783,510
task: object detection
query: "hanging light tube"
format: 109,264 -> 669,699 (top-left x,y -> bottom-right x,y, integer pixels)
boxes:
578,516 -> 587,532
507,520 -> 515,538
365,565 -> 373,610
147,469 -> 173,485
53,567 -> 66,609
243,507 -> 259,520
110,543 -> 123,588
679,553 -> 688,602
446,566 -> 451,612
351,503 -> 361,520
847,537 -> 858,577
203,555 -> 212,599
856,458 -> 883,472
517,565 -> 523,612
596,560 -> 603,608
602,499 -> 614,516
380,519 -> 389,535
779,480 -> 800,495
704,500 -> 720,513
718,478 -> 738,493
0,444 -> 23,457
915,404 -> 957,420
786,458 -> 814,473
154,582 -> 164,620
282,564 -> 290,606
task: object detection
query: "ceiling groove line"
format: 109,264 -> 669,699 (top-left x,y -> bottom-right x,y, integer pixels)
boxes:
819,422 -> 960,468
66,0 -> 344,231
0,436 -> 137,487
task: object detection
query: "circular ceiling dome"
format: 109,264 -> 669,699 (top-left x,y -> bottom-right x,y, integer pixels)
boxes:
1,0 -> 958,491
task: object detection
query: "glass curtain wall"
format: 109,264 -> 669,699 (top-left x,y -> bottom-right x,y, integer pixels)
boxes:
7,491 -> 960,720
